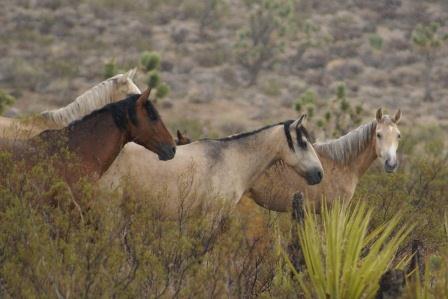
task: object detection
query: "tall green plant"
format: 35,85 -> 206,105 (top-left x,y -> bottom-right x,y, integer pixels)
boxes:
288,200 -> 412,299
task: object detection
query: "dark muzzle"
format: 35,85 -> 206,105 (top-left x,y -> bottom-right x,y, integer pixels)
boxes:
158,144 -> 176,161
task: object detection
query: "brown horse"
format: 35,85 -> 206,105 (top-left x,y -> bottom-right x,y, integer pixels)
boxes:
0,89 -> 176,185
175,130 -> 192,145
245,108 -> 402,211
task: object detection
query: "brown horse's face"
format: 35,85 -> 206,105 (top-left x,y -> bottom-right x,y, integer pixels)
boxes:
130,89 -> 176,161
374,108 -> 401,173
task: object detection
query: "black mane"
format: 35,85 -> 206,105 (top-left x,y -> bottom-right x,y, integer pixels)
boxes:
67,93 -> 159,131
202,120 -> 313,152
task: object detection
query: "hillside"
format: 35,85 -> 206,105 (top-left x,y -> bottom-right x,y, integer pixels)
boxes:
1,0 -> 447,137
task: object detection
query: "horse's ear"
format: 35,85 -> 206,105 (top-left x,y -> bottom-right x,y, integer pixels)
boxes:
376,108 -> 383,122
291,114 -> 307,129
126,68 -> 137,80
393,109 -> 401,124
177,130 -> 183,140
137,88 -> 151,106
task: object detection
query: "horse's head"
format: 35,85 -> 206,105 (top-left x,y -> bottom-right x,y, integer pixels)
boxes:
282,115 -> 323,185
129,88 -> 176,161
114,68 -> 141,100
374,108 -> 401,173
176,130 -> 192,145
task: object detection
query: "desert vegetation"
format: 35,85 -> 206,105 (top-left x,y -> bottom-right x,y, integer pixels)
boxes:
0,0 -> 447,298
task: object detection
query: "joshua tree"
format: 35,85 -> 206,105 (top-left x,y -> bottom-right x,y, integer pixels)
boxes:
294,83 -> 363,138
235,0 -> 291,85
411,22 -> 448,102
140,51 -> 170,102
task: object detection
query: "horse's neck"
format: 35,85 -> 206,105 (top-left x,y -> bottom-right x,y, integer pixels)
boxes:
350,137 -> 377,177
318,135 -> 377,180
218,126 -> 285,198
67,112 -> 128,176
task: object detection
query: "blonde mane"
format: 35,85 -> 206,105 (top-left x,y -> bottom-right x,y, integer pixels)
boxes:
314,121 -> 376,164
41,69 -> 139,126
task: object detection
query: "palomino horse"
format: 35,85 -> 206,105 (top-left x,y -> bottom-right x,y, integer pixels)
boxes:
0,69 -> 140,139
99,115 -> 324,214
245,108 -> 402,212
0,89 -> 175,186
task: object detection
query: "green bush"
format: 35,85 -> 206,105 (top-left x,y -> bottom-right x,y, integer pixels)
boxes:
0,89 -> 15,115
103,59 -> 118,79
369,34 -> 383,51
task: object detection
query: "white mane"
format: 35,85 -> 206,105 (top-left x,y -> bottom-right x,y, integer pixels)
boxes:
314,121 -> 376,164
41,69 -> 140,126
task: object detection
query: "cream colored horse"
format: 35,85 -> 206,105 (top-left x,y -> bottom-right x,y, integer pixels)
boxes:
0,69 -> 140,139
99,116 -> 324,214
244,108 -> 402,212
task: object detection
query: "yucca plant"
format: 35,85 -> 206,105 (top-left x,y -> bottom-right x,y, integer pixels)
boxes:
288,200 -> 413,299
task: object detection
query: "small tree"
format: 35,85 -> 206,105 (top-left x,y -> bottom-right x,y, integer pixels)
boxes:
411,22 -> 448,102
235,0 -> 291,85
0,89 -> 15,115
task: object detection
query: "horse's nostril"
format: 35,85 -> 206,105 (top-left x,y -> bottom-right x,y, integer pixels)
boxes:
317,170 -> 323,179
172,147 -> 176,154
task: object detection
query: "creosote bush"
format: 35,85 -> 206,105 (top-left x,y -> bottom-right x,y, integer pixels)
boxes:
0,152 -> 285,297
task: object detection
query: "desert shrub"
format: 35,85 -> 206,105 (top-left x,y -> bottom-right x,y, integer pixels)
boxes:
369,33 -> 384,51
288,200 -> 412,299
411,22 -> 448,102
0,152 -> 285,297
290,19 -> 332,72
235,0 -> 292,85
0,90 -> 15,115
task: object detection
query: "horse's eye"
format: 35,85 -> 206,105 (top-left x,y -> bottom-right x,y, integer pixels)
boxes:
376,133 -> 382,139
398,134 -> 401,139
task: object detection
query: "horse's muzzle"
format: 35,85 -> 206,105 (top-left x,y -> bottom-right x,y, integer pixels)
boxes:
305,168 -> 323,185
384,159 -> 398,173
158,144 -> 176,161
